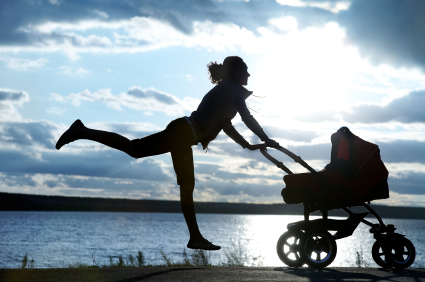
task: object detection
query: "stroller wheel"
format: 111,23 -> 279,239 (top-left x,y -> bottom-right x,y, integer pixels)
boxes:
387,237 -> 416,269
276,230 -> 305,267
299,228 -> 337,268
371,240 -> 392,268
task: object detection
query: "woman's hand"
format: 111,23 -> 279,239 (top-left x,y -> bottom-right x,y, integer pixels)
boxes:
265,138 -> 279,148
246,143 -> 267,151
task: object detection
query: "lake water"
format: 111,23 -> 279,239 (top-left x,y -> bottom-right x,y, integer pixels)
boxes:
1,211 -> 424,268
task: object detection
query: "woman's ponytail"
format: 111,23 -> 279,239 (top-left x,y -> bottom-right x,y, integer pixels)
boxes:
207,56 -> 245,84
207,61 -> 224,84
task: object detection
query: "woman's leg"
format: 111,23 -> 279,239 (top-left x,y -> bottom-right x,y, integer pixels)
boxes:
56,120 -> 136,157
180,184 -> 203,241
78,127 -> 135,157
171,140 -> 219,249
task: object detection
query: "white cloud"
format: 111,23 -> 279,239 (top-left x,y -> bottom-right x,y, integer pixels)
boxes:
48,0 -> 60,6
184,74 -> 195,82
92,9 -> 109,19
0,57 -> 48,71
268,16 -> 298,31
378,191 -> 425,207
52,87 -> 200,116
46,106 -> 66,115
59,66 -> 91,76
0,88 -> 29,121
276,0 -> 351,13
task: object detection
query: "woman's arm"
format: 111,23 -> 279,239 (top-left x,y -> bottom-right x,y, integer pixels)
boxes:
222,121 -> 249,148
222,121 -> 266,150
234,95 -> 279,148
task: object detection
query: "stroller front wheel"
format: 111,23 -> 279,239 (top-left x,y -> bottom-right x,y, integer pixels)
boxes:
276,230 -> 305,267
371,239 -> 392,268
299,228 -> 337,268
388,237 -> 416,269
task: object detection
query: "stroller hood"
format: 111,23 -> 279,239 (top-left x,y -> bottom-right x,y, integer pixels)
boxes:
282,127 -> 389,206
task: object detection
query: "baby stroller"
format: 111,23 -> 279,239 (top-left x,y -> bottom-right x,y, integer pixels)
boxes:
260,127 -> 416,268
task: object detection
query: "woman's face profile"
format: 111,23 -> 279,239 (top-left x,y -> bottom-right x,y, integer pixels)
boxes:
237,64 -> 250,86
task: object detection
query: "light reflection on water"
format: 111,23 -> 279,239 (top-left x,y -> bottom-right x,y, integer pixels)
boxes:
0,211 -> 424,268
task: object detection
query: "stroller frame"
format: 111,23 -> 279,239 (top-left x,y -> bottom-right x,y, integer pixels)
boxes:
260,146 -> 416,268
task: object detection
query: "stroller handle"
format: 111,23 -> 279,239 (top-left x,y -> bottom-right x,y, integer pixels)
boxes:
260,146 -> 317,174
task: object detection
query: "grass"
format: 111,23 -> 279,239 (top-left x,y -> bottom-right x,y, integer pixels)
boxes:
160,249 -> 212,267
20,253 -> 35,269
355,247 -> 370,268
18,240 -> 263,269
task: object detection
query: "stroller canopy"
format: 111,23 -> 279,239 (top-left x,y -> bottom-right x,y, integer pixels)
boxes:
282,127 -> 389,206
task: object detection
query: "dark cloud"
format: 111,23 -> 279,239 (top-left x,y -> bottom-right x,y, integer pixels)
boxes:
0,89 -> 28,102
343,91 -> 425,124
195,178 -> 283,198
389,172 -> 425,195
379,140 -> 425,163
127,87 -> 177,105
195,163 -> 281,182
3,0 -> 423,73
0,148 -> 169,182
295,91 -> 425,124
0,121 -> 56,148
0,0 -> 335,46
216,135 -> 425,169
340,0 -> 425,69
0,171 -> 177,199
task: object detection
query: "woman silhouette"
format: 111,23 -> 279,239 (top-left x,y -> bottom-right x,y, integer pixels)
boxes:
56,56 -> 279,250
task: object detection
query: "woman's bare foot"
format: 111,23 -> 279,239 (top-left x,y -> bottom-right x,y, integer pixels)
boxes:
187,238 -> 221,251
55,119 -> 85,150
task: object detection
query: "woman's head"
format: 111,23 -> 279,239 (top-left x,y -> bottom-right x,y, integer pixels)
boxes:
207,56 -> 250,85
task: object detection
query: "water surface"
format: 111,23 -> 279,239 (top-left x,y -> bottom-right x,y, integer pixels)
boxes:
1,211 -> 424,268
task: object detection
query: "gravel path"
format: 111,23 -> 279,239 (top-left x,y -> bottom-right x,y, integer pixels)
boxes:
1,267 -> 425,282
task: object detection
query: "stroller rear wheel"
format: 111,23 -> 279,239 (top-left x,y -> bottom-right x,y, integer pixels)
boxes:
299,228 -> 337,268
387,237 -> 416,269
371,240 -> 391,268
276,230 -> 305,267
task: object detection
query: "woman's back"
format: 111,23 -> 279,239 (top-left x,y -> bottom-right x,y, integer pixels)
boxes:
191,80 -> 245,141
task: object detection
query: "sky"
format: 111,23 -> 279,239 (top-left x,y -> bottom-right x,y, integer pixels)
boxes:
1,0 -> 425,207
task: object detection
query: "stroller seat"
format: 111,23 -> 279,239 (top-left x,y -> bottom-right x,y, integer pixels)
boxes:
282,127 -> 389,207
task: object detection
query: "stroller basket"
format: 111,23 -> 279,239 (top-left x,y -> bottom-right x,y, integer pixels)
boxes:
261,127 -> 415,269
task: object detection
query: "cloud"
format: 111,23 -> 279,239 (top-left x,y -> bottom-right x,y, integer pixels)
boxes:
0,88 -> 29,103
85,121 -> 162,140
92,9 -> 109,19
0,88 -> 29,121
0,121 -> 57,150
51,87 -> 199,115
277,0 -> 351,13
0,1 -> 337,58
343,91 -> 425,124
0,148 -> 170,182
0,171 -> 178,200
340,0 -> 425,70
261,126 -> 318,142
49,0 -> 60,6
127,86 -> 177,105
0,57 -> 48,70
388,171 -> 425,195
297,90 -> 425,124
59,66 -> 91,76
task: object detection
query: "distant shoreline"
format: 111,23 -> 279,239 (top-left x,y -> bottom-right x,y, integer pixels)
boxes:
1,192 -> 425,220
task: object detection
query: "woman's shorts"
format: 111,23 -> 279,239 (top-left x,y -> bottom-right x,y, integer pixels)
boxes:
132,118 -> 197,186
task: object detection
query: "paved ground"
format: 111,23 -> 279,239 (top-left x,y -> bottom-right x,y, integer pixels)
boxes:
1,267 -> 425,282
